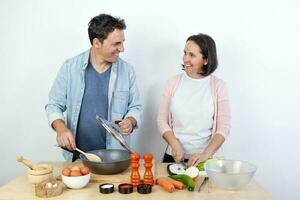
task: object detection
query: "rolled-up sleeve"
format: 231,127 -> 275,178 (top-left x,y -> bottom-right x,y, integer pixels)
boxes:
45,62 -> 68,128
215,81 -> 231,139
157,79 -> 173,135
124,67 -> 143,129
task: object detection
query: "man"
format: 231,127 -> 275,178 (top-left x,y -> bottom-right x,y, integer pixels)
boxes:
46,14 -> 143,161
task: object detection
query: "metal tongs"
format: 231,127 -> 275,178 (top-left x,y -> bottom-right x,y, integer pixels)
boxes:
96,115 -> 133,153
198,177 -> 209,192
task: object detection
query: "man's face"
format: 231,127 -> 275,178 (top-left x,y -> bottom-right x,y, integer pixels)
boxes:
96,29 -> 125,63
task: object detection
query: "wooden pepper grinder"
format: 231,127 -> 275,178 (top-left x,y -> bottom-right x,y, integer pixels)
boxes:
130,153 -> 140,187
143,153 -> 154,186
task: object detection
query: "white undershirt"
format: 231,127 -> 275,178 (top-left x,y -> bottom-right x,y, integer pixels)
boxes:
167,73 -> 214,158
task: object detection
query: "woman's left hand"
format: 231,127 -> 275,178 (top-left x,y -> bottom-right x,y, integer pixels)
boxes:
187,151 -> 210,167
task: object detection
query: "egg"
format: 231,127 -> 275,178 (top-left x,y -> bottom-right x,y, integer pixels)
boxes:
70,170 -> 82,177
70,165 -> 80,171
62,167 -> 71,176
80,166 -> 90,175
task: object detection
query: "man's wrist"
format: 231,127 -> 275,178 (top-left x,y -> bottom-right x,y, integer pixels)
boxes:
127,117 -> 137,128
52,119 -> 68,133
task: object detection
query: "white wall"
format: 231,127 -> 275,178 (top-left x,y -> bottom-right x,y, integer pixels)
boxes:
0,0 -> 299,199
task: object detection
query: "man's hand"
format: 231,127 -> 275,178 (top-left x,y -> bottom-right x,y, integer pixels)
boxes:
118,117 -> 137,135
52,119 -> 76,151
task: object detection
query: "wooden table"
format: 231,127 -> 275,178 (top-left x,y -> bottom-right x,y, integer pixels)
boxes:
0,162 -> 272,200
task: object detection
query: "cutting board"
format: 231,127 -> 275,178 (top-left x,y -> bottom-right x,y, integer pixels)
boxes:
66,159 -> 156,183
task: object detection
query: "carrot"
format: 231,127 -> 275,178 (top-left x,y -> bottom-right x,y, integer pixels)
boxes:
156,178 -> 175,193
167,178 -> 184,190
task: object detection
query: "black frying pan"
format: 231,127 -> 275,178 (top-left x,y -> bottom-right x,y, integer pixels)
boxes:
79,149 -> 130,175
57,146 -> 130,175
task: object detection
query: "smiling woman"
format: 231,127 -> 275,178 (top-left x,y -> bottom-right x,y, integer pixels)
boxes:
157,33 -> 231,167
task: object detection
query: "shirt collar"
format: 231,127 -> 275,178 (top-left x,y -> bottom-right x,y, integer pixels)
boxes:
81,48 -> 90,70
81,48 -> 119,72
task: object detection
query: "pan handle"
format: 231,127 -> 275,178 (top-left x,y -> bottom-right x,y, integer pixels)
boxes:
54,144 -> 77,154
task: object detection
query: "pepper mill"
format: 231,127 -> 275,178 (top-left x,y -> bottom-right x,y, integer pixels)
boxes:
143,153 -> 154,186
130,153 -> 140,187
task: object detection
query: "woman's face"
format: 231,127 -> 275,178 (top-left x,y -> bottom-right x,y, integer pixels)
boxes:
183,40 -> 208,78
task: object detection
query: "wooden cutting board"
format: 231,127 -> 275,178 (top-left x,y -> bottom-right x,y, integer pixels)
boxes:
67,159 -> 156,183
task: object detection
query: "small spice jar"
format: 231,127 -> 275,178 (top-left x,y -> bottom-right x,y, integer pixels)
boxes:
99,183 -> 114,194
118,183 -> 133,194
137,183 -> 152,194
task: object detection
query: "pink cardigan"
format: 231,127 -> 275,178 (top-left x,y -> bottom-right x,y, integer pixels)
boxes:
157,73 -> 231,143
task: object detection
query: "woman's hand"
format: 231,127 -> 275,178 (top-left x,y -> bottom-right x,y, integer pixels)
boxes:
187,151 -> 210,167
187,134 -> 225,166
171,141 -> 185,163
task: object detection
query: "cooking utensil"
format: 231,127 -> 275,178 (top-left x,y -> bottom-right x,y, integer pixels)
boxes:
27,164 -> 53,184
180,159 -> 188,169
205,159 -> 256,190
16,156 -> 34,170
54,145 -> 102,162
79,149 -> 130,175
96,116 -> 132,153
75,148 -> 102,162
197,177 -> 209,192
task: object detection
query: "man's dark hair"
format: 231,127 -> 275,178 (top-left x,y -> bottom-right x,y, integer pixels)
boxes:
88,14 -> 126,45
185,33 -> 218,76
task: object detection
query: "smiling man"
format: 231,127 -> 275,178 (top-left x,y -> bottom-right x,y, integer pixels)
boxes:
46,14 -> 143,161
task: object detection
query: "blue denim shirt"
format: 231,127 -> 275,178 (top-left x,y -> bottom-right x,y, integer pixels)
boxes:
45,49 -> 143,161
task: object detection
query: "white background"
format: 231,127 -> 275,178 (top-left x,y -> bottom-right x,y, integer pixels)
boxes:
0,0 -> 299,199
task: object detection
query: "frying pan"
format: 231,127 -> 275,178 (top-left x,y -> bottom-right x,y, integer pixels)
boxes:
57,116 -> 133,175
57,146 -> 131,175
79,149 -> 130,175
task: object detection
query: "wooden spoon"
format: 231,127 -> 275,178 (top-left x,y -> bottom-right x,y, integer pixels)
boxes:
75,148 -> 102,162
16,156 -> 35,170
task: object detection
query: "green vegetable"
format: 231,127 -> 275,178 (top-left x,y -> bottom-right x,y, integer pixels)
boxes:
196,161 -> 207,171
197,159 -> 220,171
196,159 -> 212,171
169,174 -> 195,191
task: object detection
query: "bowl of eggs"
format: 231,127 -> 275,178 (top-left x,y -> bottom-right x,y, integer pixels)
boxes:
61,165 -> 91,189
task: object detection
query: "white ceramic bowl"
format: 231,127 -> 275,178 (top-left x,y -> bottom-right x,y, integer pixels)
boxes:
62,173 -> 91,189
205,159 -> 256,190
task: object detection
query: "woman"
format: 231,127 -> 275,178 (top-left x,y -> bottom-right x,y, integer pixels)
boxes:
157,33 -> 231,167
